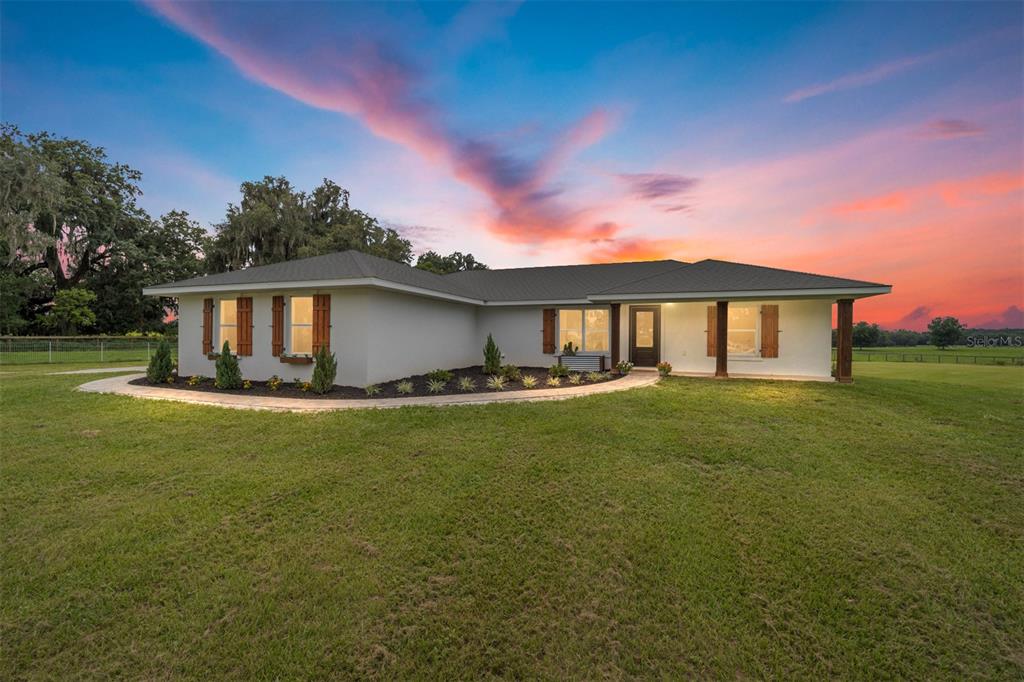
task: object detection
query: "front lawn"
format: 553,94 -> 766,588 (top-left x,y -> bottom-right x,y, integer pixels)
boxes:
2,363 -> 1022,678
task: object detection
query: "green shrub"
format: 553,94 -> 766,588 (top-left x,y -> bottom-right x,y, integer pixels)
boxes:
483,333 -> 502,374
267,375 -> 282,391
586,371 -> 604,383
521,375 -> 538,388
187,375 -> 205,387
458,376 -> 476,392
311,345 -> 338,394
146,337 -> 174,384
500,364 -> 521,381
548,363 -> 569,378
242,380 -> 253,390
396,380 -> 414,395
364,384 -> 381,397
546,376 -> 561,387
426,379 -> 446,394
568,372 -> 582,385
486,375 -> 506,391
426,368 -> 453,383
214,341 -> 242,389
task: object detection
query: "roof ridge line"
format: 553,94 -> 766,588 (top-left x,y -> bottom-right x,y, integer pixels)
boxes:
590,261 -> 692,295
699,258 -> 890,287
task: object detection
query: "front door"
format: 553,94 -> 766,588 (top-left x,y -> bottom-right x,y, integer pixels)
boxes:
629,306 -> 660,367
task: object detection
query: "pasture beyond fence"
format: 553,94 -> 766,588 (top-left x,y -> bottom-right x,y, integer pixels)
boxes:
0,336 -> 177,365
834,348 -> 1024,366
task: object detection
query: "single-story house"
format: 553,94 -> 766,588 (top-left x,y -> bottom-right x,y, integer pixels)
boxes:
143,250 -> 890,385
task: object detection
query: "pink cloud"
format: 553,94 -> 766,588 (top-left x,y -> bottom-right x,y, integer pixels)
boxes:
784,54 -> 931,103
145,0 -> 645,250
974,305 -> 1024,329
917,119 -> 986,140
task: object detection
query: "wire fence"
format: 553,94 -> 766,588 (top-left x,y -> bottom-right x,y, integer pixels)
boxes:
0,336 -> 178,365
832,349 -> 1024,366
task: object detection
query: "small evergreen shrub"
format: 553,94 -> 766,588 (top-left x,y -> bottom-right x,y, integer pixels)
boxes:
483,333 -> 502,375
215,341 -> 242,389
458,376 -> 476,391
521,375 -> 538,388
548,364 -> 569,378
311,345 -> 338,394
425,368 -> 453,383
396,380 -> 414,395
500,364 -> 521,381
146,338 -> 174,384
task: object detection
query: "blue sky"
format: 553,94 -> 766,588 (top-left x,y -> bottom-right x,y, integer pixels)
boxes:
2,1 -> 1022,327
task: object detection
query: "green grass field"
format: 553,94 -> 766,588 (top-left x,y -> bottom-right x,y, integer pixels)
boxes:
843,344 -> 1024,366
2,362 -> 1021,678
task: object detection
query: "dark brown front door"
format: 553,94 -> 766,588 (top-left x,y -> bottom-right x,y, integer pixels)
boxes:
629,306 -> 660,367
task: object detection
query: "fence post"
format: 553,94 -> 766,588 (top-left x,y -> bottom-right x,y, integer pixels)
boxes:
48,340 -> 52,363
147,341 -> 151,359
100,341 -> 104,363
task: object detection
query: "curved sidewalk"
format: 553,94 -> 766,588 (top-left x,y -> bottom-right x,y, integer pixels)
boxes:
77,372 -> 660,412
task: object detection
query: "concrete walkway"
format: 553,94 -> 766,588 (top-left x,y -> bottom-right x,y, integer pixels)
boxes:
77,372 -> 660,412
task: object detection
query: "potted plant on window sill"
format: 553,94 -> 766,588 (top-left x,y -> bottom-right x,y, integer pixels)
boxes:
279,353 -> 314,364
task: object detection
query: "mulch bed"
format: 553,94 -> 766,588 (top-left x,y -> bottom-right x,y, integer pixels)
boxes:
129,365 -> 624,400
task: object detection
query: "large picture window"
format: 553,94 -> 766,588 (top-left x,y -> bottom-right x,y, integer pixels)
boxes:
559,308 -> 609,353
218,299 -> 237,352
290,296 -> 313,355
727,306 -> 758,355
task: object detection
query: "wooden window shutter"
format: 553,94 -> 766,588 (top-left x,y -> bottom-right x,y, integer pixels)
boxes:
236,297 -> 253,356
760,305 -> 779,358
312,294 -> 331,353
706,305 -> 717,357
202,298 -> 214,354
271,296 -> 285,357
542,308 -> 556,353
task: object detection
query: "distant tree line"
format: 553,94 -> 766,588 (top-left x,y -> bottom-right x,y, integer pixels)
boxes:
835,317 -> 1022,350
0,126 -> 486,336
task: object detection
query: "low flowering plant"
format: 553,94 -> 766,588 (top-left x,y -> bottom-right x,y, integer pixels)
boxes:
615,360 -> 634,375
656,361 -> 673,376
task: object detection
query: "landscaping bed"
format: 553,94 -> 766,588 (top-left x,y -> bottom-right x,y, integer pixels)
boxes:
129,365 -> 623,399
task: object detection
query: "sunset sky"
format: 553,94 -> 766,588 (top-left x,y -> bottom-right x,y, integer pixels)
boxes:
3,1 -> 1022,329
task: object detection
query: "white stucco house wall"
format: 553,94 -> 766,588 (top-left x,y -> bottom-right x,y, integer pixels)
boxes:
145,250 -> 890,385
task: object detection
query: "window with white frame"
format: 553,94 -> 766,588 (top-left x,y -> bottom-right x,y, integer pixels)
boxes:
727,306 -> 758,355
559,308 -> 609,353
218,299 -> 237,352
290,296 -> 313,355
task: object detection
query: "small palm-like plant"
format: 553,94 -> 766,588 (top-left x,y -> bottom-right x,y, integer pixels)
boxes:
546,376 -> 562,387
520,375 -> 538,388
486,375 -> 506,391
396,380 -> 414,395
458,376 -> 476,392
364,384 -> 381,397
426,378 -> 446,394
586,371 -> 604,383
568,372 -> 582,385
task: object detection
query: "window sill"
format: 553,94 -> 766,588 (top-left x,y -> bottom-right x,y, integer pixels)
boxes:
279,355 -> 313,364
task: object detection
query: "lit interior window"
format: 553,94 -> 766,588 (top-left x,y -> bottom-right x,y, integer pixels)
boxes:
219,299 -> 237,352
290,296 -> 313,354
558,309 -> 583,351
585,309 -> 609,351
727,306 -> 757,354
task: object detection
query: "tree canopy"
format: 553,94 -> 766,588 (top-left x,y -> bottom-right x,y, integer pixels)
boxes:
927,316 -> 966,349
414,250 -> 489,275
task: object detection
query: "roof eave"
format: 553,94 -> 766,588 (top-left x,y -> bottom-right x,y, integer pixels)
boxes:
143,277 -> 484,305
587,285 -> 892,302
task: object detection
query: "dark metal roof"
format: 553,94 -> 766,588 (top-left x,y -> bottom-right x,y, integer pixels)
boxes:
445,260 -> 685,301
148,250 -> 889,301
146,250 -> 480,299
594,259 -> 889,295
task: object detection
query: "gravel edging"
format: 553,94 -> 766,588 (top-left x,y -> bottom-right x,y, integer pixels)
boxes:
77,373 -> 661,412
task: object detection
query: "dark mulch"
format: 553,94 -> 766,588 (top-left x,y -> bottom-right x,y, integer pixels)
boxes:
130,365 -> 623,400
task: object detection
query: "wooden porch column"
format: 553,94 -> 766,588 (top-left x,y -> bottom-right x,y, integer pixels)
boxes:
610,303 -> 621,367
715,301 -> 728,378
836,298 -> 853,383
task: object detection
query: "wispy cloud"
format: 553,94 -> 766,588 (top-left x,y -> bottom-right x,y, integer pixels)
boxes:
616,173 -> 699,200
145,0 -> 667,255
975,305 -> 1024,329
784,54 -> 931,103
895,305 -> 932,327
916,118 -> 986,140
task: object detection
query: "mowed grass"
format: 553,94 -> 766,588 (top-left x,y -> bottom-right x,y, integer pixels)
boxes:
1,363 -> 1022,679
